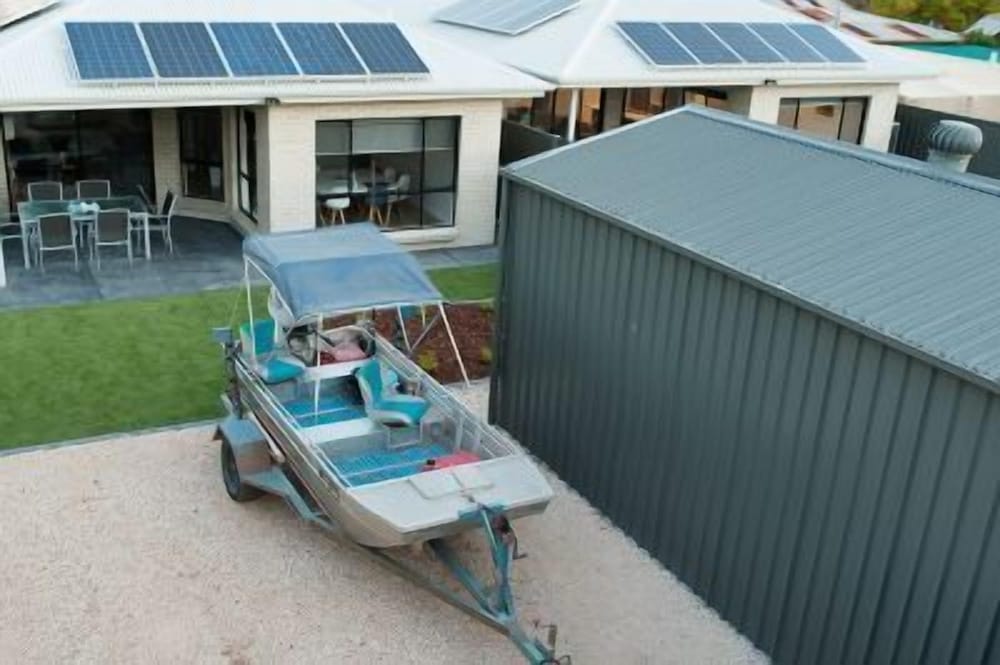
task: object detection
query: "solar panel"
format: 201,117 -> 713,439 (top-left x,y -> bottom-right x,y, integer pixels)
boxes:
787,23 -> 865,62
140,22 -> 229,78
617,22 -> 697,66
436,0 -> 580,36
340,23 -> 429,75
747,23 -> 825,63
210,23 -> 297,77
706,23 -> 785,63
277,23 -> 365,76
662,22 -> 742,65
65,22 -> 153,80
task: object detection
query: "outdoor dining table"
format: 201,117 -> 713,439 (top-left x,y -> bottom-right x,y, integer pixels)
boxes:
16,195 -> 151,269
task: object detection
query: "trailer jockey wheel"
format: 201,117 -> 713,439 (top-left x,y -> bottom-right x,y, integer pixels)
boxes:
221,439 -> 264,502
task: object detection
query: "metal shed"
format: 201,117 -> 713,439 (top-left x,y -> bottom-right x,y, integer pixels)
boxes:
492,106 -> 1000,665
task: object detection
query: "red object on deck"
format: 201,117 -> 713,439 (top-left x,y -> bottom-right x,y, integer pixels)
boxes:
423,451 -> 480,471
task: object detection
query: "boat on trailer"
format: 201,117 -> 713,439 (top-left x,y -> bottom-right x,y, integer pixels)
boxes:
213,224 -> 566,663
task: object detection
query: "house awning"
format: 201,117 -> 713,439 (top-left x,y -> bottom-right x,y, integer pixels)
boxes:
243,223 -> 443,323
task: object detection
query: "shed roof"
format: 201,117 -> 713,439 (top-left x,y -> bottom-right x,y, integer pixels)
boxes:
0,0 -> 548,111
504,106 -> 1000,391
369,0 -> 933,87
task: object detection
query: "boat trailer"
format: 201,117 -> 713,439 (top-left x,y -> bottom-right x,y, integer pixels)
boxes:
215,415 -> 571,664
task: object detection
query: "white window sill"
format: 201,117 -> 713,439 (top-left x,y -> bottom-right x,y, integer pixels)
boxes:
386,227 -> 459,246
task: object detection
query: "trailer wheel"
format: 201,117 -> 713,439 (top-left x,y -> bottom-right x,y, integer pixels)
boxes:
221,439 -> 264,502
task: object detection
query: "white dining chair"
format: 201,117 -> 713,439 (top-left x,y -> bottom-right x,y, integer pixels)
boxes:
385,174 -> 411,224
322,196 -> 351,226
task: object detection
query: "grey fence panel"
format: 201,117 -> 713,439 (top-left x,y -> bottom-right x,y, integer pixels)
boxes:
894,104 -> 1000,180
492,181 -> 1000,665
499,120 -> 566,165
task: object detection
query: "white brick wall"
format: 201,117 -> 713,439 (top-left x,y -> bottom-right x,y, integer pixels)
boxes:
0,130 -> 9,214
150,108 -> 181,208
265,98 -> 503,248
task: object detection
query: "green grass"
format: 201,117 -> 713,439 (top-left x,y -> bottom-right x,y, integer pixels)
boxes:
0,264 -> 497,450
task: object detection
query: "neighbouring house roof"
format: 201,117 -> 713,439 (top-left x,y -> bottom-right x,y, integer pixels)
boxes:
967,13 -> 1000,37
504,106 -> 1000,390
894,46 -> 1000,120
763,0 -> 959,43
0,0 -> 549,112
371,0 -> 934,87
0,0 -> 56,28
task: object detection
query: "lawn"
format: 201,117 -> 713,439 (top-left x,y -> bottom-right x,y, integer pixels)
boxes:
0,264 -> 497,450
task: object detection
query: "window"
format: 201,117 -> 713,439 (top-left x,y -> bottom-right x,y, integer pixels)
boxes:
576,89 -> 604,139
777,97 -> 868,144
315,117 -> 459,230
236,109 -> 258,222
2,109 -> 154,207
503,98 -> 533,125
178,108 -> 224,201
684,88 -> 729,111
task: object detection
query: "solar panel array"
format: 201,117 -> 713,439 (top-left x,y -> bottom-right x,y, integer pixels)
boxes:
435,0 -> 581,36
616,21 -> 865,67
64,21 -> 429,82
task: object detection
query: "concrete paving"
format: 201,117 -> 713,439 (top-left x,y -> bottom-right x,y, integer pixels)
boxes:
0,218 -> 497,311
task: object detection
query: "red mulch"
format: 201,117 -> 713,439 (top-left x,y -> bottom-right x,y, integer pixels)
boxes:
326,304 -> 494,384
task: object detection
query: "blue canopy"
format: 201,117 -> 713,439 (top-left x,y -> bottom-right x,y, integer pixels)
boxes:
243,224 -> 443,322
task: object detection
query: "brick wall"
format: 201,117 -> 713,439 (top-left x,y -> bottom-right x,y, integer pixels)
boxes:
265,98 -> 503,248
150,108 -> 181,208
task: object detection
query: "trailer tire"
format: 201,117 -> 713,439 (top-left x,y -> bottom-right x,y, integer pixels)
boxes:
221,439 -> 264,502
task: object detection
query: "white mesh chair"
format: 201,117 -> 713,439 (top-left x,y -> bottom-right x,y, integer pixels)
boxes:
27,181 -> 63,201
133,189 -> 176,255
90,209 -> 132,269
76,179 -> 111,199
31,213 -> 78,271
322,196 -> 350,226
385,174 -> 411,224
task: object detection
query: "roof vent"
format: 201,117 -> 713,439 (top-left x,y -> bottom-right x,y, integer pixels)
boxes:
926,120 -> 983,173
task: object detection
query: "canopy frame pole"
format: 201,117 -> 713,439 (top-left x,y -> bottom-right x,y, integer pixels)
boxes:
313,314 -> 323,421
439,303 -> 470,386
396,306 -> 412,354
244,258 -> 256,364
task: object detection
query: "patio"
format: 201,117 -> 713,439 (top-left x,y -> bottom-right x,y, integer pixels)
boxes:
0,216 -> 245,310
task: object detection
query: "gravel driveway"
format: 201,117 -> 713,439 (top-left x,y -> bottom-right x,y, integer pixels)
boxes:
0,383 -> 767,664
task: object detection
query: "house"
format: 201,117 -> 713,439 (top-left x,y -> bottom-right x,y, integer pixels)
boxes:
373,0 -> 933,152
967,13 -> 1000,38
762,0 -> 959,43
0,0 -> 549,249
492,106 -> 1000,665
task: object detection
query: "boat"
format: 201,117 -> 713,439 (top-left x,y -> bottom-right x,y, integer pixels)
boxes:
213,224 -> 565,663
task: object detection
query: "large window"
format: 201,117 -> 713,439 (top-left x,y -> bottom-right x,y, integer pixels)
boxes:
315,117 -> 459,230
2,109 -> 154,207
236,109 -> 258,222
778,97 -> 868,144
179,108 -> 224,201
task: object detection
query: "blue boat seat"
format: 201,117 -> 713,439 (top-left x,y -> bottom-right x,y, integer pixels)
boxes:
354,359 -> 429,427
239,319 -> 306,385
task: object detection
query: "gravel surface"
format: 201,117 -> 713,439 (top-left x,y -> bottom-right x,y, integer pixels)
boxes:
0,382 -> 767,664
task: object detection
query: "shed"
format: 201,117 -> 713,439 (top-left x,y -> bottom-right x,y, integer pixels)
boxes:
493,106 -> 1000,665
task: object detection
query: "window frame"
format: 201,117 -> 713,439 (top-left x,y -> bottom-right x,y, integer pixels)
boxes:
777,96 -> 869,145
178,108 -> 225,202
236,109 -> 258,223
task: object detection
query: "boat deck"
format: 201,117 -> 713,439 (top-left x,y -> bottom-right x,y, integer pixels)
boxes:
333,443 -> 450,487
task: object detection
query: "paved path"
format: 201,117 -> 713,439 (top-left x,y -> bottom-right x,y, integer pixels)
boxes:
0,383 -> 767,664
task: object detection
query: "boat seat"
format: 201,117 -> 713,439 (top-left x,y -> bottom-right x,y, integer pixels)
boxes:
354,359 -> 429,427
240,319 -> 306,385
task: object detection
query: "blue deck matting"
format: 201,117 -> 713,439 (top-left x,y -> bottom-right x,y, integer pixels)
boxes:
333,443 -> 450,487
283,395 -> 366,428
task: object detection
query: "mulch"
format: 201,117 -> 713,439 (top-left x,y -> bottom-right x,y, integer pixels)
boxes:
326,303 -> 495,384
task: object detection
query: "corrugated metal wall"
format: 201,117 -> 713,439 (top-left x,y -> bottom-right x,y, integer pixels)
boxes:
491,181 -> 1000,665
894,104 -> 1000,181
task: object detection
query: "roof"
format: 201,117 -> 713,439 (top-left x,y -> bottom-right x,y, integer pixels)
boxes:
370,0 -> 934,87
895,46 -> 1000,120
762,0 -> 959,43
504,106 -> 1000,391
967,13 -> 1000,37
0,0 -> 548,111
243,224 -> 442,322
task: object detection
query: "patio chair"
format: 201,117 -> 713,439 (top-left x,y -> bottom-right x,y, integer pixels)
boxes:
384,174 -> 411,224
0,213 -> 24,261
132,188 -> 176,255
90,209 -> 132,270
75,179 -> 111,199
136,184 -> 156,213
31,213 -> 78,272
27,181 -> 63,201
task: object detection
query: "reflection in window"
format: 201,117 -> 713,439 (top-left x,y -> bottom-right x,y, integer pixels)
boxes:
576,88 -> 603,139
237,109 -> 258,222
684,88 -> 729,110
2,110 -> 154,206
179,108 -> 224,201
314,117 -> 459,231
503,98 -> 533,125
777,97 -> 868,144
